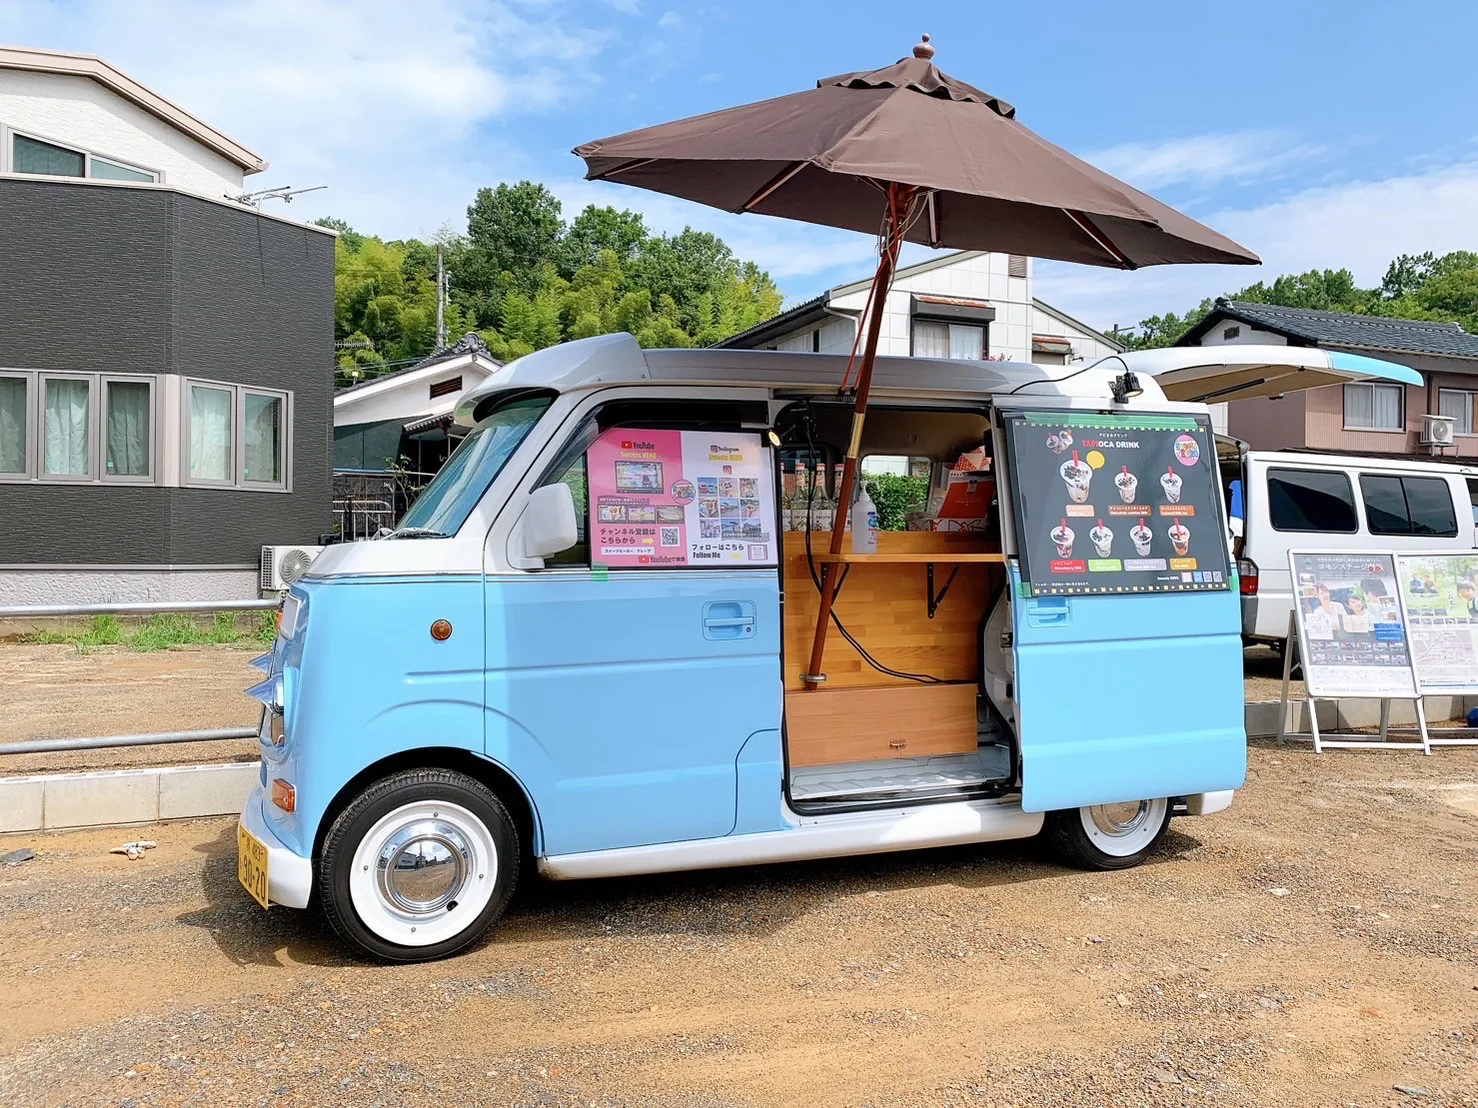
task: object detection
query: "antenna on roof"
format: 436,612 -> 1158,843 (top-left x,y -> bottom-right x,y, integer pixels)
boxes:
234,184 -> 328,208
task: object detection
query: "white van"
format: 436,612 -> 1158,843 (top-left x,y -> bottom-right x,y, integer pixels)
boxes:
1222,444 -> 1478,645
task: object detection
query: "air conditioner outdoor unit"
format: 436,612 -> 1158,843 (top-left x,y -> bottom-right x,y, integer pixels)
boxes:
1420,414 -> 1456,447
260,545 -> 324,591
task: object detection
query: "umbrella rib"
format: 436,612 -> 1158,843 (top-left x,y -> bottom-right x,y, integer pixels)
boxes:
1063,209 -> 1136,270
741,160 -> 809,211
588,158 -> 658,182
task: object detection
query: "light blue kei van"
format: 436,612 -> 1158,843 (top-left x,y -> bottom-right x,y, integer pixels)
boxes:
236,335 -> 1420,961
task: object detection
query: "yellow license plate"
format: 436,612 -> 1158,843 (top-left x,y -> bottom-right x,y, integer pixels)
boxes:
237,823 -> 270,909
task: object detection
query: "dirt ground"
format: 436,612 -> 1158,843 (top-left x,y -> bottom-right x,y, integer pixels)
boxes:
0,645 -> 1310,778
0,744 -> 1476,1107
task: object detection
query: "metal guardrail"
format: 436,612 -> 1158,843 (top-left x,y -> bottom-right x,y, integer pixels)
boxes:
1,598 -> 277,756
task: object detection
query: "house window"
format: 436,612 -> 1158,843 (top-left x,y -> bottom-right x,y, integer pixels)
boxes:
41,376 -> 92,479
103,377 -> 152,479
11,131 -> 159,183
0,374 -> 28,476
1343,382 -> 1404,431
243,390 -> 286,485
913,320 -> 985,360
1438,388 -> 1476,436
184,379 -> 293,490
1360,474 -> 1458,537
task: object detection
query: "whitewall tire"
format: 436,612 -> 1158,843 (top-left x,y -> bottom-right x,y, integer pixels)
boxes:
319,769 -> 518,962
1044,798 -> 1170,871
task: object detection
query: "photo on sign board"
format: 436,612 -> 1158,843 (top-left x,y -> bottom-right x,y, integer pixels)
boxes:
1396,553 -> 1478,693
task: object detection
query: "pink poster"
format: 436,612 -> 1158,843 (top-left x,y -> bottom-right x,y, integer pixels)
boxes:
587,427 -> 777,568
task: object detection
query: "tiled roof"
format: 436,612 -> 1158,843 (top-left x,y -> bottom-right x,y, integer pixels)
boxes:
1185,299 -> 1478,359
335,332 -> 499,396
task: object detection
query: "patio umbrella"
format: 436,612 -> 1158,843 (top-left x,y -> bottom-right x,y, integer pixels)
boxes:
574,35 -> 1259,686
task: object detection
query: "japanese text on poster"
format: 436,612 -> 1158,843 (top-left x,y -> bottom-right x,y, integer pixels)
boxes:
587,428 -> 776,567
1289,551 -> 1416,699
1396,553 -> 1478,693
1002,411 -> 1231,596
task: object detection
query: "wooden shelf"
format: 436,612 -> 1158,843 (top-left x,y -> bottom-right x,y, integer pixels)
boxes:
808,551 -> 1006,564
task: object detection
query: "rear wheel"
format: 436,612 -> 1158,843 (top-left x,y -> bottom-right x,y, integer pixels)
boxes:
319,768 -> 518,962
1044,798 -> 1170,870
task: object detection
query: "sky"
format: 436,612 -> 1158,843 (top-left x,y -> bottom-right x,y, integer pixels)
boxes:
4,0 -> 1477,335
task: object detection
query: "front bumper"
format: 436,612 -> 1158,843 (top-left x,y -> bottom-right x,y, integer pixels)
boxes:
239,784 -> 314,909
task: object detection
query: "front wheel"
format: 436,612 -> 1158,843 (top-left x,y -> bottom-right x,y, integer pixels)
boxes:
319,768 -> 519,962
1043,798 -> 1170,871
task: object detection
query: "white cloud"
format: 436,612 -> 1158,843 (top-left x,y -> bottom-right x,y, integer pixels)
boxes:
1087,130 -> 1324,190
657,10 -> 681,29
1035,159 -> 1478,333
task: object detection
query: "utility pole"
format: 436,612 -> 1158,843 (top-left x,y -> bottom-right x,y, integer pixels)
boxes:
435,245 -> 447,349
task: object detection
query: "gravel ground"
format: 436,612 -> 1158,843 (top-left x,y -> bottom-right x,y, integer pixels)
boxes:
2,745 -> 1477,1106
0,645 -> 260,776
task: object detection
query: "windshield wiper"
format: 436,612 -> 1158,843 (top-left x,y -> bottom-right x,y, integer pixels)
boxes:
384,526 -> 448,539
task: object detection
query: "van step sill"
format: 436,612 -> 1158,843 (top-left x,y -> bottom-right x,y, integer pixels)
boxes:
789,747 -> 1011,802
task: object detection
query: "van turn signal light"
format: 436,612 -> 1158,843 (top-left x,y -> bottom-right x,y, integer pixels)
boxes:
431,619 -> 453,641
271,778 -> 296,813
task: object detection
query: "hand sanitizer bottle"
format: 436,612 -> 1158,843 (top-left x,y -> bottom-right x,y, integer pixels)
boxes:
851,483 -> 879,554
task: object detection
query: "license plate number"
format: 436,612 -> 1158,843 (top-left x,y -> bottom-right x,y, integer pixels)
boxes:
237,823 -> 270,909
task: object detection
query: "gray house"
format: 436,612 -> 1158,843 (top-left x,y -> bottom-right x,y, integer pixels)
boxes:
0,48 -> 334,603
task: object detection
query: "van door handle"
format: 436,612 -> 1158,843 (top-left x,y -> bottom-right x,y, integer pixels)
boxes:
702,601 -> 756,640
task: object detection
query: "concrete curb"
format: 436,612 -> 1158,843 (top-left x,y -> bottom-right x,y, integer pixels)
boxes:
0,761 -> 258,833
4,694 -> 1477,834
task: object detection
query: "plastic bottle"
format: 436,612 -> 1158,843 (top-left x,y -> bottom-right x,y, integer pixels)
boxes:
851,483 -> 879,554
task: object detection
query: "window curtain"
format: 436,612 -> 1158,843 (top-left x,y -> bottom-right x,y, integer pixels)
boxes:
190,386 -> 233,481
948,323 -> 984,360
243,394 -> 282,483
106,381 -> 151,477
43,379 -> 89,476
1439,390 -> 1474,436
913,320 -> 949,358
1370,384 -> 1402,429
0,377 -> 25,474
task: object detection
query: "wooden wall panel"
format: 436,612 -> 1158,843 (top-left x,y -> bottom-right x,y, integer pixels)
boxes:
785,683 -> 979,766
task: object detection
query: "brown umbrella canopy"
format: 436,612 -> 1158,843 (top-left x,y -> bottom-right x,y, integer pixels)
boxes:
574,41 -> 1258,270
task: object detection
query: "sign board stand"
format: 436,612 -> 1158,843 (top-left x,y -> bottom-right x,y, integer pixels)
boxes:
1394,553 -> 1478,747
1278,551 -> 1432,755
1275,612 -> 1432,754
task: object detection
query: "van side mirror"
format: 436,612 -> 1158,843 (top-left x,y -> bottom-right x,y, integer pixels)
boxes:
521,483 -> 578,560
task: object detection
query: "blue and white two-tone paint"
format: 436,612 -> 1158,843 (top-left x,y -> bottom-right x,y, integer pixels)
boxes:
237,334 -> 1422,962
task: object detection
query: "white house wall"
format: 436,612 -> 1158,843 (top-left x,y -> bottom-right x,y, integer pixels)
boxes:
1030,304 -> 1121,364
829,252 -> 1034,362
334,363 -> 498,428
0,70 -> 245,198
1194,321 -> 1289,347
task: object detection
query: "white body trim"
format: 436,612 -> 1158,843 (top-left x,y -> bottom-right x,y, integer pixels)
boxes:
537,796 -> 1045,881
239,784 -> 313,909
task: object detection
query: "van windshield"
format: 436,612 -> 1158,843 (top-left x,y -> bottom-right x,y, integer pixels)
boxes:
392,393 -> 553,537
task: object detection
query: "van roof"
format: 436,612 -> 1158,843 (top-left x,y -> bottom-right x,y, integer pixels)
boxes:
454,332 -> 1147,426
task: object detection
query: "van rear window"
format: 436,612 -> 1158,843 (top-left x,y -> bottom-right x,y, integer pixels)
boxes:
1359,474 -> 1458,537
1266,468 -> 1358,533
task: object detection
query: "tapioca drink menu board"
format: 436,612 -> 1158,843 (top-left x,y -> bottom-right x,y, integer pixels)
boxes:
1002,411 -> 1231,597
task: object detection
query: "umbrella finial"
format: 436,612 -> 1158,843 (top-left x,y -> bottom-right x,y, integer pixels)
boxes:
912,33 -> 935,60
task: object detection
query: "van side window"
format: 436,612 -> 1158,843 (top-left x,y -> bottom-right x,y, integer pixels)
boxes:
1359,474 -> 1459,537
535,398 -> 770,568
1469,478 -> 1478,535
1266,468 -> 1358,533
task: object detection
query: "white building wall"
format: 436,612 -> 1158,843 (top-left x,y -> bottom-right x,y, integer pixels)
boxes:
1030,304 -> 1121,364
830,251 -> 1036,362
1194,321 -> 1289,347
0,70 -> 245,198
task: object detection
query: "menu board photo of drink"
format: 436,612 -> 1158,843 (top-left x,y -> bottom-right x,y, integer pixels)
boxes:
1396,552 -> 1478,693
586,428 -> 777,568
1289,551 -> 1416,699
1002,411 -> 1231,596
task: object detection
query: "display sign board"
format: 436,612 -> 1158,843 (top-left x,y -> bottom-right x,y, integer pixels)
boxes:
1002,410 -> 1231,596
587,428 -> 776,567
1288,551 -> 1416,699
1396,552 -> 1478,693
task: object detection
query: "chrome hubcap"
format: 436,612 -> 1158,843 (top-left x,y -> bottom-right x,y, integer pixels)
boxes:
375,820 -> 470,915
1089,801 -> 1149,837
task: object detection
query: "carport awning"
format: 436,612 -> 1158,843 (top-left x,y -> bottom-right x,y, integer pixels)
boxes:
1112,345 -> 1423,404
403,412 -> 456,436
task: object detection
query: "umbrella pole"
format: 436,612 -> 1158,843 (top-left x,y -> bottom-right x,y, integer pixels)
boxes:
802,183 -> 912,687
